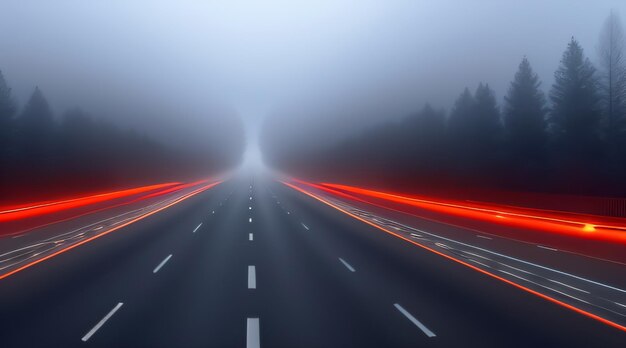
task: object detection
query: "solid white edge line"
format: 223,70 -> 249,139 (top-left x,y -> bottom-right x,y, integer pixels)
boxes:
537,245 -> 558,251
248,265 -> 256,289
338,257 -> 356,272
394,303 -> 436,338
193,223 -> 203,233
153,254 -> 173,273
476,235 -> 492,240
353,210 -> 626,293
247,317 -> 260,348
301,223 -> 309,230
81,302 -> 123,342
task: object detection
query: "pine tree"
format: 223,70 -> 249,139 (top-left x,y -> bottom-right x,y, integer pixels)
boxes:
473,83 -> 501,149
0,70 -> 17,182
17,87 -> 55,166
598,11 -> 626,192
447,87 -> 475,142
549,38 -> 602,159
447,85 -> 501,181
0,70 -> 16,147
549,38 -> 603,193
598,10 -> 626,139
504,57 -> 547,164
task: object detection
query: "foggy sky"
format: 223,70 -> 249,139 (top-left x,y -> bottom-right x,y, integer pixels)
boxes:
1,0 -> 625,163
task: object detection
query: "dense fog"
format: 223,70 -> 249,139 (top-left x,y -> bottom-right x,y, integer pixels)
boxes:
2,1 -> 626,200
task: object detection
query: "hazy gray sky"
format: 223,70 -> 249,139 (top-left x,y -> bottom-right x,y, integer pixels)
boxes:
1,0 -> 625,161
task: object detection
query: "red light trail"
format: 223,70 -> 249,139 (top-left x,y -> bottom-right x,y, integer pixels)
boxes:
282,180 -> 626,333
0,182 -> 181,223
301,181 -> 626,244
0,180 -> 221,281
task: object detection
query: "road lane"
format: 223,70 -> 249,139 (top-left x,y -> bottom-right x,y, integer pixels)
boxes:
0,178 -> 233,347
271,177 -> 626,346
0,172 -> 623,347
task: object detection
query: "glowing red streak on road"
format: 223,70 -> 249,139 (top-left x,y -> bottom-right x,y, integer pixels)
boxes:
282,181 -> 626,333
317,183 -> 626,244
0,182 -> 181,222
0,181 -> 221,281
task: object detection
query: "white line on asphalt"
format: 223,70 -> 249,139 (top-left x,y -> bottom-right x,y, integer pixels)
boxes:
369,216 -> 626,293
212,211 -> 215,214
615,301 -> 626,308
153,254 -> 172,273
476,235 -> 492,240
249,233 -> 253,241
301,223 -> 309,230
93,226 -> 104,231
11,234 -> 26,239
248,265 -> 256,289
193,223 -> 203,233
393,303 -> 436,337
249,207 -> 252,210
500,262 -> 536,276
338,257 -> 356,272
247,318 -> 260,348
287,211 -> 290,214
249,218 -> 252,223
547,278 -> 590,293
498,269 -> 591,305
537,245 -> 558,251
468,258 -> 491,268
250,197 -> 252,200
81,302 -> 123,342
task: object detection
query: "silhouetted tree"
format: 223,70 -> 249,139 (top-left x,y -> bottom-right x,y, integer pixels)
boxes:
447,84 -> 501,184
598,10 -> 626,139
504,57 -> 548,186
598,11 -> 626,191
549,38 -> 602,191
16,87 -> 56,174
447,88 -> 475,139
473,83 -> 502,148
0,68 -> 240,202
0,70 -> 16,134
0,70 -> 17,187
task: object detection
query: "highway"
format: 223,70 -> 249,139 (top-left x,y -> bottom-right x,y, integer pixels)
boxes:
0,172 -> 624,347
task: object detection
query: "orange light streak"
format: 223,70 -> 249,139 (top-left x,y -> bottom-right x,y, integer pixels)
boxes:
0,181 -> 220,281
318,183 -> 626,244
0,182 -> 181,222
282,181 -> 626,333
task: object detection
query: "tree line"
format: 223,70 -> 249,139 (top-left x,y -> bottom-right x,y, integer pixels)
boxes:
0,73 -> 237,202
267,11 -> 626,197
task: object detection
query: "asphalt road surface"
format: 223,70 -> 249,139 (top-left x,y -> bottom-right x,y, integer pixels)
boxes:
0,172 -> 624,347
